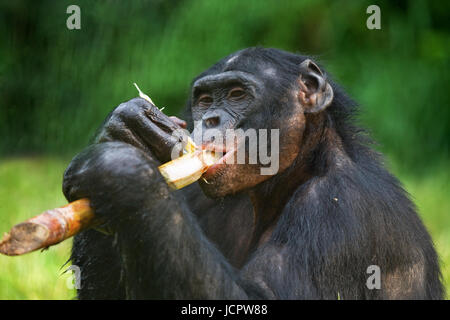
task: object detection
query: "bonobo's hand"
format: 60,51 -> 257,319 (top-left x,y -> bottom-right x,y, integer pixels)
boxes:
63,142 -> 169,224
97,97 -> 188,163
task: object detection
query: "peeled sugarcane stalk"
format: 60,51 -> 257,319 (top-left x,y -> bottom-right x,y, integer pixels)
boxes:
0,85 -> 217,256
159,150 -> 218,189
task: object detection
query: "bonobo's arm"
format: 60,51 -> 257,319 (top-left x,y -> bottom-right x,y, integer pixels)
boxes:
65,97 -> 189,298
63,98 -> 277,298
63,142 -> 279,299
64,98 -> 305,299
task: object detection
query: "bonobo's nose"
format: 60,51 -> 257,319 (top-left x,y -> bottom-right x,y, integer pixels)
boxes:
202,112 -> 221,129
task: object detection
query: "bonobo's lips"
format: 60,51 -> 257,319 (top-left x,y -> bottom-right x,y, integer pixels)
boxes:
201,144 -> 236,179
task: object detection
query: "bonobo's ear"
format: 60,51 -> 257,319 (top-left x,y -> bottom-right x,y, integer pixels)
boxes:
298,59 -> 334,113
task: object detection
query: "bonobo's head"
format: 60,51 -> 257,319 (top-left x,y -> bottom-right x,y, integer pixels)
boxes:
187,48 -> 334,198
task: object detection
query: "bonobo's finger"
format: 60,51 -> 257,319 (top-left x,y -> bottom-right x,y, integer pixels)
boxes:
100,123 -> 151,156
169,116 -> 187,129
132,113 -> 182,162
100,97 -> 187,162
127,97 -> 181,133
145,107 -> 183,133
63,157 -> 89,203
123,98 -> 188,161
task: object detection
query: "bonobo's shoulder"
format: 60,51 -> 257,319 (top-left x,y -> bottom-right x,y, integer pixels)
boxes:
283,154 -> 414,221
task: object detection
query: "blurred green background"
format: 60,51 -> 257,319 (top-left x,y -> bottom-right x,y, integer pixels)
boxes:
0,0 -> 448,299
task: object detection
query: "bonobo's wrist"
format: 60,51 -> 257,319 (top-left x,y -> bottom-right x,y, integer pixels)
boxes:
93,175 -> 172,232
106,186 -> 186,251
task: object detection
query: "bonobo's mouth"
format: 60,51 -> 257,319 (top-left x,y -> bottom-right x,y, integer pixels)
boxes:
201,144 -> 236,179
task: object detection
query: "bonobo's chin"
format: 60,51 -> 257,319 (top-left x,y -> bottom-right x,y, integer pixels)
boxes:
199,163 -> 273,198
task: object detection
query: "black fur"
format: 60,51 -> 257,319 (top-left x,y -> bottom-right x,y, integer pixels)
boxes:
65,48 -> 443,299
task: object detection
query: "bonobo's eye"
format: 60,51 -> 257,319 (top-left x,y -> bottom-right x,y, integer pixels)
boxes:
227,87 -> 247,101
198,94 -> 213,108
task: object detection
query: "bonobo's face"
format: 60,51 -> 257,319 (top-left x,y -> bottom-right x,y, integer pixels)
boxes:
189,49 -> 333,198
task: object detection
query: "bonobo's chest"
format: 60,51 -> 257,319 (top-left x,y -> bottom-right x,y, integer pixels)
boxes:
184,190 -> 255,268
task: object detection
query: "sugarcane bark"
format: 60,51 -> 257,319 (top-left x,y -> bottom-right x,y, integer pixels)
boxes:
0,199 -> 93,256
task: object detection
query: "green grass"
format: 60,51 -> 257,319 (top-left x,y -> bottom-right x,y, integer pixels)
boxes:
0,157 -> 75,299
0,157 -> 448,299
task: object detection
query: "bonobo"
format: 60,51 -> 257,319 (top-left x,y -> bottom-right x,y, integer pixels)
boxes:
63,47 -> 443,299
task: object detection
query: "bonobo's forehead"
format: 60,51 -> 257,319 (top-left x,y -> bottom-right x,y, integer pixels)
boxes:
193,55 -> 278,93
190,48 -> 311,102
194,48 -> 283,82
193,47 -> 304,87
221,51 -> 277,77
